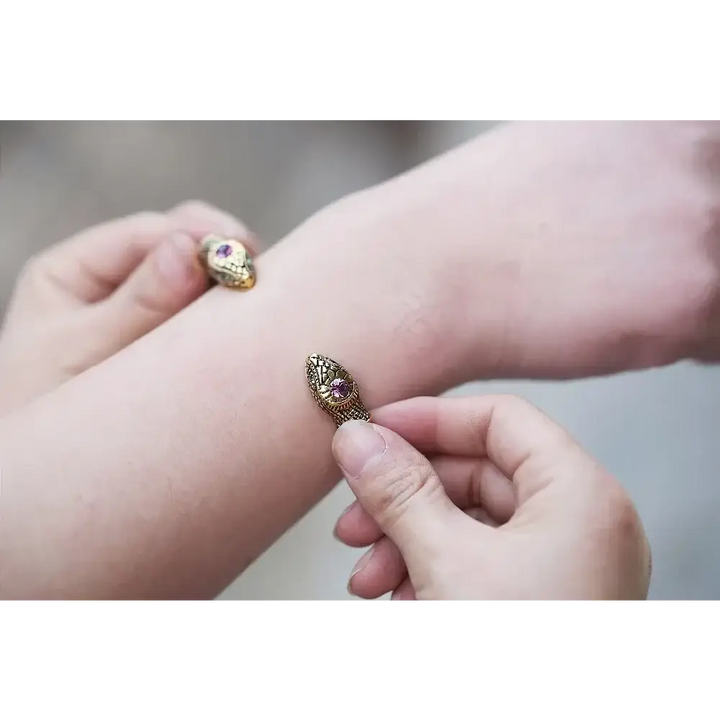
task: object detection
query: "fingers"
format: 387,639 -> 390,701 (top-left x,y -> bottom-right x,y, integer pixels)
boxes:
335,455 -> 514,547
339,397 -> 647,601
337,456 -> 512,598
342,502 -> 503,600
90,232 -> 207,356
338,503 -> 504,600
347,537 -> 406,599
332,420 -> 473,569
391,578 -> 416,601
334,502 -> 382,548
373,395 -> 595,507
167,201 -> 260,256
22,201 -> 253,305
430,455 -> 515,523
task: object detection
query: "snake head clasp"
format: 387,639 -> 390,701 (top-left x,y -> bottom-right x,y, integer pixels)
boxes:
199,235 -> 256,289
305,354 -> 370,427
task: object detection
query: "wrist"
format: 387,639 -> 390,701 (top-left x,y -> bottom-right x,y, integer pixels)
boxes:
259,213 -> 462,401
338,122 -> 720,380
289,192 -> 494,392
312,163 -> 519,384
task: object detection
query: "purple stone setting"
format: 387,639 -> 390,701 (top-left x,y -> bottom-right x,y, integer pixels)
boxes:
330,378 -> 351,399
216,243 -> 233,258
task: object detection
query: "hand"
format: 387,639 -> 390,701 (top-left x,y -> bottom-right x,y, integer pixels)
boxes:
332,396 -> 651,600
339,121 -> 720,380
0,201 -> 257,413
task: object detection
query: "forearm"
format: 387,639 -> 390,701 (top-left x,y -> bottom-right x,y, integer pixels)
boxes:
3,121 -> 712,598
0,125 -> 633,599
0,175 -> 490,599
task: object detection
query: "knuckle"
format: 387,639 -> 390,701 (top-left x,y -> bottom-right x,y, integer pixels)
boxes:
587,472 -> 645,550
605,481 -> 641,534
126,211 -> 170,238
118,213 -> 172,268
18,250 -> 54,292
369,459 -> 441,524
483,394 -> 539,438
19,252 -> 45,281
168,201 -> 248,238
495,393 -> 536,417
171,200 -> 216,218
132,286 -> 171,317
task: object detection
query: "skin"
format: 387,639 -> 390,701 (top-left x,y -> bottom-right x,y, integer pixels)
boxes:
0,201 -> 259,414
332,398 -> 651,600
0,121 -> 717,599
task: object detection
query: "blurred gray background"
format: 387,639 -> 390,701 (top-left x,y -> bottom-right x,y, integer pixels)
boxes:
1,121 -> 718,600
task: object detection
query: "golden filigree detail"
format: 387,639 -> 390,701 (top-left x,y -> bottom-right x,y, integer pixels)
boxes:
305,354 -> 370,427
199,235 -> 256,289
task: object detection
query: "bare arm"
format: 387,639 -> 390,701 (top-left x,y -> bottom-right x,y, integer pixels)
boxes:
0,121 -> 717,598
0,178 -> 477,599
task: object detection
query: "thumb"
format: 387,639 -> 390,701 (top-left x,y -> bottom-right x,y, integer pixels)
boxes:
332,420 -> 459,567
96,232 -> 207,353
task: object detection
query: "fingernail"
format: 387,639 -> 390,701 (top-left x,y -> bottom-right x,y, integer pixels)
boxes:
332,503 -> 354,540
333,421 -> 387,479
338,502 -> 355,520
156,233 -> 199,287
348,546 -> 374,594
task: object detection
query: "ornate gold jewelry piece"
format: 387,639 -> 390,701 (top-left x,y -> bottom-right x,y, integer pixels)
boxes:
199,235 -> 256,289
305,354 -> 370,427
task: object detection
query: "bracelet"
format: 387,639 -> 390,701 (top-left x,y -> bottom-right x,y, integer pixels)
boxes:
198,239 -> 368,428
198,235 -> 256,289
305,354 -> 371,427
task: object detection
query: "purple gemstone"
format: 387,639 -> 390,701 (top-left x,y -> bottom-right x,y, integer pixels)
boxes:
330,378 -> 350,399
216,244 -> 233,258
